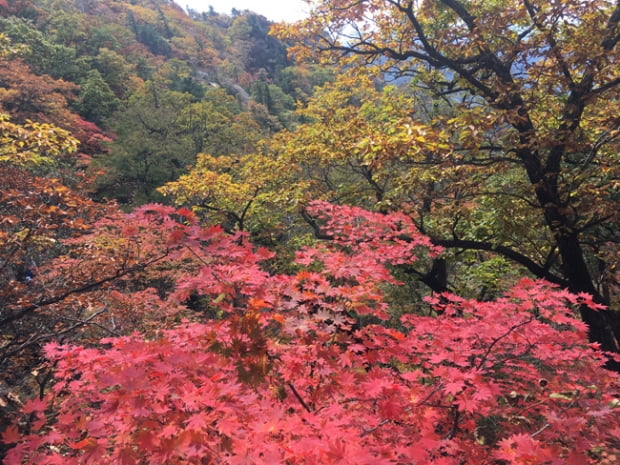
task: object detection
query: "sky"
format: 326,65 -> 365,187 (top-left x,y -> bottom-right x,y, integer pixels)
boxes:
178,1 -> 310,23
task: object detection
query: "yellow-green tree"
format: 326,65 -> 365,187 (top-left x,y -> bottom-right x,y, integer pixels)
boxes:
0,114 -> 78,166
273,0 -> 620,362
263,74 -> 528,295
159,149 -> 307,245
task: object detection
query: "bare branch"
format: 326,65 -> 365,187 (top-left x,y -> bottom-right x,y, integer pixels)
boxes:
0,252 -> 169,328
476,316 -> 535,370
0,309 -> 112,361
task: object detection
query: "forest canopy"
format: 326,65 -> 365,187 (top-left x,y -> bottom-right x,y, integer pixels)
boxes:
0,1 -> 619,464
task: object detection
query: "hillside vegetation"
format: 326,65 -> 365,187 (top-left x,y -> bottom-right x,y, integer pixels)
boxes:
1,1 -> 619,464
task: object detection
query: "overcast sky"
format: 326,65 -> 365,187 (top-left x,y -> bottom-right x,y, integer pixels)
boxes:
177,1 -> 310,23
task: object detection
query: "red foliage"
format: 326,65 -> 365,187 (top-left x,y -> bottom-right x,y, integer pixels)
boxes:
71,118 -> 113,156
3,201 -> 619,465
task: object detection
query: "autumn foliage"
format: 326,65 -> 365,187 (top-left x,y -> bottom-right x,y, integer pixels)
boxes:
1,1 -> 620,463
3,202 -> 619,465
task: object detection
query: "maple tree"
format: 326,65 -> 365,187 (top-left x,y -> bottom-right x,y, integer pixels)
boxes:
0,35 -> 144,427
272,0 -> 620,360
3,201 -> 620,464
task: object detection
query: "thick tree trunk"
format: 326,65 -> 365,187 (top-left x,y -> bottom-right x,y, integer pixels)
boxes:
555,231 -> 620,362
544,207 -> 620,370
517,139 -> 620,369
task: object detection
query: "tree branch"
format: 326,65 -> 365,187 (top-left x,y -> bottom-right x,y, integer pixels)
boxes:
287,382 -> 312,413
431,237 -> 567,286
300,207 -> 334,240
476,316 -> 535,370
0,308 -> 113,361
0,252 -> 169,328
300,207 -> 565,286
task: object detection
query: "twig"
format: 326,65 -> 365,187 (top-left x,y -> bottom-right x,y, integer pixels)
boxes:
476,317 -> 535,370
287,382 -> 313,413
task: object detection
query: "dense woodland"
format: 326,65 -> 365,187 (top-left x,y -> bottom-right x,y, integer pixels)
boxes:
0,0 -> 619,464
